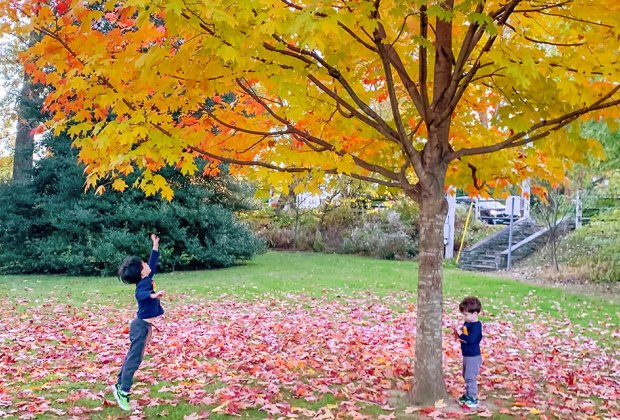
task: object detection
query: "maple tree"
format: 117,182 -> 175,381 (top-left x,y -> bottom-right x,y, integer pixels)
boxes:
2,0 -> 620,404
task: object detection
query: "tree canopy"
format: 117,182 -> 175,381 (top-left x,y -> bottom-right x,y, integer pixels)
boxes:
2,0 -> 618,200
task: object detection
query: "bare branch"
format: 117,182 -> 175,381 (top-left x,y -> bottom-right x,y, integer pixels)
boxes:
451,0 -> 485,95
238,136 -> 269,154
433,0 -> 522,127
408,118 -> 424,141
384,46 -> 428,122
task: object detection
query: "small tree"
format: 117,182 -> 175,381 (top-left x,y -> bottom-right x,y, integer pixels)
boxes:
532,182 -> 574,272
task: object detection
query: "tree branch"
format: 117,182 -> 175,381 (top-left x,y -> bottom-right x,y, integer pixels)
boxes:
306,74 -> 400,142
467,162 -> 486,190
235,78 -> 403,182
433,0 -> 522,128
521,34 -> 585,47
535,11 -> 614,28
384,46 -> 428,123
513,1 -> 573,13
187,146 -> 404,189
419,4 -> 430,115
448,86 -> 620,159
338,22 -> 377,52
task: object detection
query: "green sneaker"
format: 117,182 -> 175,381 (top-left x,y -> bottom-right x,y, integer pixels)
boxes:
458,394 -> 468,404
112,383 -> 131,411
463,396 -> 479,409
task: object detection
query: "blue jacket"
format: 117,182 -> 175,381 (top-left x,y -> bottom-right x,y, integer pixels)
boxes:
135,250 -> 164,319
459,321 -> 482,357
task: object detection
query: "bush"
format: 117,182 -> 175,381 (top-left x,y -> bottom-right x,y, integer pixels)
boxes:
562,208 -> 620,282
249,200 -> 421,260
344,212 -> 417,259
0,134 -> 265,276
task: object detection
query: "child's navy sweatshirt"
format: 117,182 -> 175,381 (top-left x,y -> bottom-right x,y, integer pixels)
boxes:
135,250 -> 164,319
459,321 -> 482,357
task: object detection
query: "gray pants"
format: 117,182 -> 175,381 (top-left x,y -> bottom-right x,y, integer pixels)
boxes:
117,318 -> 152,393
463,355 -> 482,399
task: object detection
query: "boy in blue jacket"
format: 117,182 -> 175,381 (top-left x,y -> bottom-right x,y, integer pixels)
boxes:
112,234 -> 165,411
451,296 -> 483,409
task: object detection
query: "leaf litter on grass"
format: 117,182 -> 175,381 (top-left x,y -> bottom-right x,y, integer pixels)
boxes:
0,292 -> 618,419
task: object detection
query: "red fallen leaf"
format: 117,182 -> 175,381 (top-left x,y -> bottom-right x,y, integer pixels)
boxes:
67,406 -> 85,415
420,406 -> 436,415
225,401 -> 242,415
1,354 -> 16,364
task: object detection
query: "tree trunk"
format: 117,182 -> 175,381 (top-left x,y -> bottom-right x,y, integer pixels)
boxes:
12,74 -> 36,185
410,185 -> 449,404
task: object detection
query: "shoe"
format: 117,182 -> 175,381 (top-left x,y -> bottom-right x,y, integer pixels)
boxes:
463,396 -> 479,409
458,394 -> 468,404
112,383 -> 131,411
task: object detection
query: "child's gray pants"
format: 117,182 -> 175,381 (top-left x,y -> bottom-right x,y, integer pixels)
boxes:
118,318 -> 152,393
463,355 -> 482,399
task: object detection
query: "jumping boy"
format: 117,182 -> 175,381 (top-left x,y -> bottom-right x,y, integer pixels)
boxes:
112,233 -> 165,411
451,296 -> 483,409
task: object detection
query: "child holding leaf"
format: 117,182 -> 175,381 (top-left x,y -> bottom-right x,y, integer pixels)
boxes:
112,234 -> 165,411
451,296 -> 483,409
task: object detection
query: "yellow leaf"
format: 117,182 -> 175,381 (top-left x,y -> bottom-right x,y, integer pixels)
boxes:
112,178 -> 128,192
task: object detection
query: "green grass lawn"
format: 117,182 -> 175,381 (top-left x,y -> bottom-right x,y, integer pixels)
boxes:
1,251 -> 618,419
2,251 -> 617,327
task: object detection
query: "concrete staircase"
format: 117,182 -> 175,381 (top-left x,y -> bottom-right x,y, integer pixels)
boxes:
458,218 -> 540,271
458,217 -> 576,271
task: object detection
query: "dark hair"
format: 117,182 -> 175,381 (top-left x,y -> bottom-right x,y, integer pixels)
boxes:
459,296 -> 482,314
118,256 -> 143,284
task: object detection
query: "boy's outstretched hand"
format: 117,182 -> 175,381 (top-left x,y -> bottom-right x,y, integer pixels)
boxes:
151,290 -> 165,299
450,325 -> 460,340
151,233 -> 160,250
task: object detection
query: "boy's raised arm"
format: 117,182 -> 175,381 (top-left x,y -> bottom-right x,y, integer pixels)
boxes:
147,234 -> 160,273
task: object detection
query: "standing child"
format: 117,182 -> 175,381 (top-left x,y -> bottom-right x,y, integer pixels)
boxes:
451,296 -> 483,409
112,234 -> 165,411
